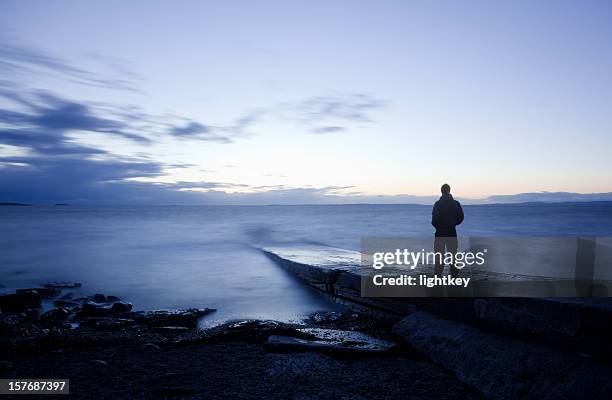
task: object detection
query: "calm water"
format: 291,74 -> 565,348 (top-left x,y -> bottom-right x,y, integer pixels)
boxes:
1,203 -> 612,324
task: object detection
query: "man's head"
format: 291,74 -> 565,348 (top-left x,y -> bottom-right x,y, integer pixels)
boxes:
441,183 -> 451,195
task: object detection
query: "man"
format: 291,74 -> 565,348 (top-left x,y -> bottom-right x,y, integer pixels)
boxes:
431,184 -> 464,277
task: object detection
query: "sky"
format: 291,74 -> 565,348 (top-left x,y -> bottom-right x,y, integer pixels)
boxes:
1,0 -> 611,204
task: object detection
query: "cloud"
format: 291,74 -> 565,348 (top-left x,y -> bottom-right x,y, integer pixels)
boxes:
311,126 -> 346,134
0,41 -> 139,92
0,89 -> 152,147
281,94 -> 386,134
169,122 -> 211,137
0,41 -> 395,205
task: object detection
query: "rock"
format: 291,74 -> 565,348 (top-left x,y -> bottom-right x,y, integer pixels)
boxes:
78,301 -> 133,317
0,313 -> 27,332
107,295 -> 120,302
265,328 -> 394,355
78,317 -> 135,331
91,294 -> 107,303
17,287 -> 61,299
393,311 -> 612,400
38,308 -> 71,326
308,311 -> 344,324
152,326 -> 190,334
130,308 -> 214,328
89,359 -> 108,367
43,282 -> 81,289
142,342 -> 160,350
204,319 -> 311,343
79,302 -> 109,317
110,301 -> 132,314
54,299 -> 80,309
0,291 -> 41,312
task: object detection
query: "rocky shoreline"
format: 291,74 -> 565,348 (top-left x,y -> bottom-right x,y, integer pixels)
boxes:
0,283 -> 484,399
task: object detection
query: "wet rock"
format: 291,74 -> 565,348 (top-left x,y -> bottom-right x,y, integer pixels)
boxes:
43,282 -> 81,289
78,301 -> 133,318
78,317 -> 135,331
38,308 -> 71,326
142,342 -> 160,350
152,326 -> 190,334
53,299 -> 80,309
130,308 -> 214,328
107,295 -> 120,302
204,319 -> 309,343
78,302 -> 109,317
110,301 -> 132,314
0,291 -> 41,312
91,294 -> 107,303
265,328 -> 395,355
308,311 -> 344,324
0,313 -> 27,332
17,287 -> 61,299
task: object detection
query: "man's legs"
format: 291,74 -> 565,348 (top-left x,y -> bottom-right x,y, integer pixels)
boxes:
434,237 -> 445,276
434,237 -> 459,276
447,237 -> 459,278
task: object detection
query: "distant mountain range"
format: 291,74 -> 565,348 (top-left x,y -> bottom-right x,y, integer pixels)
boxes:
2,192 -> 612,206
481,192 -> 612,204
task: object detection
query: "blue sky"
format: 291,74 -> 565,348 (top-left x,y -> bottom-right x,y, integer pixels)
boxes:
1,0 -> 611,204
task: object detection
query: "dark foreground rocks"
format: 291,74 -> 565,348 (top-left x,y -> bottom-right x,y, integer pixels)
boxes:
0,285 -> 481,400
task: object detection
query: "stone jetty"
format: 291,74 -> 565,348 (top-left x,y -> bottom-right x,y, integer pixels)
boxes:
261,244 -> 612,400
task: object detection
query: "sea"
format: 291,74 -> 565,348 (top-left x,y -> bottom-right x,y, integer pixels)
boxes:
1,203 -> 611,325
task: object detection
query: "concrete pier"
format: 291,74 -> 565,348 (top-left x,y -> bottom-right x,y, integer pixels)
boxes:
262,244 -> 612,399
261,244 -> 612,359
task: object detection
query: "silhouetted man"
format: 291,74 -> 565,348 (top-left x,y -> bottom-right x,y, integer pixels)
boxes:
432,184 -> 464,277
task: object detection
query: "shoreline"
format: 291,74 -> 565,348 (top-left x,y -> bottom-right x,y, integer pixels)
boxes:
0,283 -> 484,399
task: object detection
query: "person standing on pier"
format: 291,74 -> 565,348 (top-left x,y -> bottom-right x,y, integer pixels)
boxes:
431,184 -> 464,277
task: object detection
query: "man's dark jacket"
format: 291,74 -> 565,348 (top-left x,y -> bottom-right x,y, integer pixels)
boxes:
431,194 -> 464,237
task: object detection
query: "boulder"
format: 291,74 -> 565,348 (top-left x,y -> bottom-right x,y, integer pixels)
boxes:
0,313 -> 27,332
130,308 -> 214,328
204,319 -> 311,343
38,308 -> 71,327
79,302 -> 108,317
110,301 -> 132,314
78,301 -> 133,317
0,291 -> 41,312
91,294 -> 107,303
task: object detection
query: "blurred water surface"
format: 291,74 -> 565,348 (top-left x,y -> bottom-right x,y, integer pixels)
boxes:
1,203 -> 611,324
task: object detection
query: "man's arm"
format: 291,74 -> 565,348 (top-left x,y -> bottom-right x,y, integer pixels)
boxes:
456,202 -> 464,225
431,202 -> 440,228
